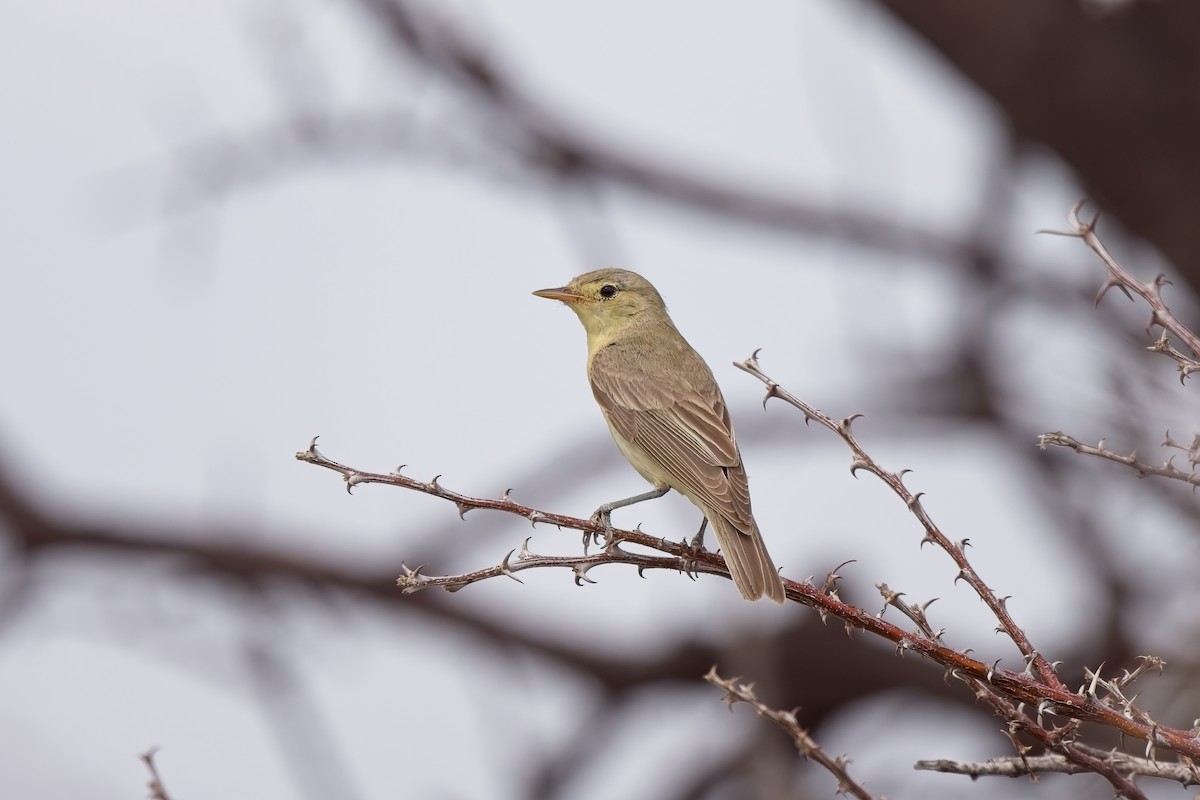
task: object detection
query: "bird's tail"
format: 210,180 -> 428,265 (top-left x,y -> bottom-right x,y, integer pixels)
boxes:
707,513 -> 785,603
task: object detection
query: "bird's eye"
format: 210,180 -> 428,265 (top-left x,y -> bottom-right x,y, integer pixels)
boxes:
599,284 -> 618,299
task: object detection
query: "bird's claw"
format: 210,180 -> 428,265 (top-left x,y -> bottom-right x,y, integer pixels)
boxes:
690,518 -> 708,552
586,507 -> 616,552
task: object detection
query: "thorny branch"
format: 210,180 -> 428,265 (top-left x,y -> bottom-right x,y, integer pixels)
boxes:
1039,203 -> 1200,499
733,352 -> 1064,690
1037,431 -> 1200,489
294,439 -> 1200,770
705,668 -> 880,800
1043,200 -> 1200,381
731,353 -> 1197,797
915,741 -> 1200,785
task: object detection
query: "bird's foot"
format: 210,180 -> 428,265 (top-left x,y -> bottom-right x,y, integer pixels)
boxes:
585,505 -> 617,553
690,518 -> 709,552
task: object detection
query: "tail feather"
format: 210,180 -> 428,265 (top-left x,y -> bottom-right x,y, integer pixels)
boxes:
708,513 -> 785,603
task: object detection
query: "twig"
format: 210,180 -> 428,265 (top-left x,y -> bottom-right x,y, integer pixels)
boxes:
141,748 -> 174,800
1042,200 -> 1200,381
733,351 -> 1064,690
916,741 -> 1200,786
1038,431 -> 1200,489
705,668 -> 880,800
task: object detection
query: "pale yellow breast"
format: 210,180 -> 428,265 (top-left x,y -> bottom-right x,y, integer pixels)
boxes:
603,416 -> 674,490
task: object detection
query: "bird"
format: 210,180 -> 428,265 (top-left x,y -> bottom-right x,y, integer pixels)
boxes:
533,268 -> 785,603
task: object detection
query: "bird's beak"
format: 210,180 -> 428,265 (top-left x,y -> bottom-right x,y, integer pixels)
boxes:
532,287 -> 586,303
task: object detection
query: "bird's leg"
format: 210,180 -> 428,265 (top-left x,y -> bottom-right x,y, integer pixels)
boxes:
690,517 -> 708,551
587,485 -> 670,548
678,517 -> 709,580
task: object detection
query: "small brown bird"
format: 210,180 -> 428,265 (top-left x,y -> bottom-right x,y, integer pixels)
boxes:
533,268 -> 785,603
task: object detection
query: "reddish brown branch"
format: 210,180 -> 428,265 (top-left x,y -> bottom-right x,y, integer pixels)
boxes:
733,352 -> 1065,690
293,439 -> 1200,763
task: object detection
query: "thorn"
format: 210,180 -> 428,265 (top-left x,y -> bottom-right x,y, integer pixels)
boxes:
761,382 -> 779,409
429,474 -> 442,491
573,563 -> 597,586
392,464 -> 407,476
838,413 -> 864,433
906,491 -> 924,510
498,549 -> 525,584
1037,699 -> 1054,727
345,472 -> 367,494
455,502 -> 470,520
849,458 -> 869,477
987,659 -> 1001,682
1094,277 -> 1133,307
1022,653 -> 1036,677
501,488 -> 514,502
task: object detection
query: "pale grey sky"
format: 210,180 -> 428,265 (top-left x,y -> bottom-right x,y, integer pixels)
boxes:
0,1 -> 1115,798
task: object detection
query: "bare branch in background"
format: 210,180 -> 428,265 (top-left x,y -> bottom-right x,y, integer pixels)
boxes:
141,749 -> 174,800
706,668 -> 880,800
1042,201 -> 1200,380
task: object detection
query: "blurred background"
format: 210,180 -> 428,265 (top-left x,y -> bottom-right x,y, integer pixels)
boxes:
4,1 -> 1200,798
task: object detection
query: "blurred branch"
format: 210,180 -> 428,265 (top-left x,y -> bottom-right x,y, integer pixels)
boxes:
706,667 -> 879,800
155,0 -> 982,267
346,0 -> 973,262
243,639 -> 366,800
872,0 -> 1200,284
141,748 -> 174,800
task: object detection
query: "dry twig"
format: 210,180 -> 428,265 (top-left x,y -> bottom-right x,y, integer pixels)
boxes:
1042,200 -> 1200,381
141,748 -> 174,800
705,667 -> 880,800
1038,431 -> 1200,489
916,741 -> 1200,785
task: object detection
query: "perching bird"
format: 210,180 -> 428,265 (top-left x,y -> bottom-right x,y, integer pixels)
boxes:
533,268 -> 785,603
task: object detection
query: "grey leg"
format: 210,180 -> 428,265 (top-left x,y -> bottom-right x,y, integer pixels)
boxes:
586,485 -> 671,548
690,517 -> 708,551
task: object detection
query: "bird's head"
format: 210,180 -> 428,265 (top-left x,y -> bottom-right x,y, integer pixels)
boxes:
533,268 -> 668,344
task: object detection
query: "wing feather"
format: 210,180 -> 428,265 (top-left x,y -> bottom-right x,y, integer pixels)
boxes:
589,341 -> 754,533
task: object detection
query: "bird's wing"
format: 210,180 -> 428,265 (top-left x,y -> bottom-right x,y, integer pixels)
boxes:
589,343 -> 754,534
